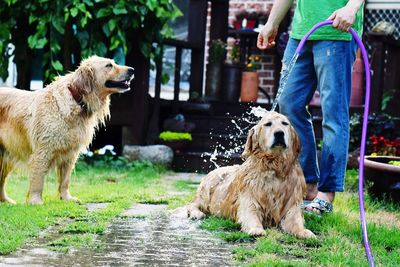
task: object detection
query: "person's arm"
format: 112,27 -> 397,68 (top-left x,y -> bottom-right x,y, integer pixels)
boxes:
257,0 -> 293,50
327,0 -> 364,32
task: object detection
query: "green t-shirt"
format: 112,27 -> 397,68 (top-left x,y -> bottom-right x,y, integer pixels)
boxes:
290,0 -> 364,41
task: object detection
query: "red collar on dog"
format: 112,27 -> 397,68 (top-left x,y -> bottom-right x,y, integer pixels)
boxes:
68,85 -> 89,115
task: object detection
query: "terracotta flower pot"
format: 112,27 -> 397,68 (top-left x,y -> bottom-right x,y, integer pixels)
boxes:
240,71 -> 259,102
363,156 -> 400,203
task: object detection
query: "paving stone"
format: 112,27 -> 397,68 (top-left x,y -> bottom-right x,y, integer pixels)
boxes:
0,204 -> 239,267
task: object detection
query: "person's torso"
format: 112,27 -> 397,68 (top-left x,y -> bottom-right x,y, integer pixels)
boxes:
290,0 -> 364,41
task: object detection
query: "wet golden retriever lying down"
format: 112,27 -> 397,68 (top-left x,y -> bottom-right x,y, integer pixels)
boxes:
188,111 -> 315,238
0,56 -> 134,204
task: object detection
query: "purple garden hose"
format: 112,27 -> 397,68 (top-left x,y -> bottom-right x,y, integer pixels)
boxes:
294,20 -> 374,266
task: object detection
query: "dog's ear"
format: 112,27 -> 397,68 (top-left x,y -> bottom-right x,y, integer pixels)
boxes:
241,126 -> 258,161
72,63 -> 95,95
290,125 -> 301,158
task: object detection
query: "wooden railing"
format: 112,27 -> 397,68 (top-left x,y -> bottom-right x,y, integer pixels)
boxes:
368,32 -> 400,116
146,38 -> 203,143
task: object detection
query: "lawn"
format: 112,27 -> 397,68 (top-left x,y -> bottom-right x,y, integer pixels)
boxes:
0,160 -> 189,254
200,170 -> 400,266
0,161 -> 399,267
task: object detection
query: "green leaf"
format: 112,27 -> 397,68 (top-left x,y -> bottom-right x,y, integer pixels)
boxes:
109,36 -> 120,50
139,43 -> 151,57
112,7 -> 127,15
80,16 -> 87,27
108,19 -> 117,32
95,42 -> 107,56
102,24 -> 111,37
29,15 -> 38,24
64,12 -> 69,22
28,35 -> 48,49
76,31 -> 89,48
50,41 -> 61,54
76,3 -> 86,13
138,6 -> 147,16
147,0 -> 158,11
36,38 -> 48,49
70,7 -> 78,17
52,19 -> 65,34
96,8 -> 111,18
51,60 -> 63,72
83,0 -> 94,6
161,73 -> 170,84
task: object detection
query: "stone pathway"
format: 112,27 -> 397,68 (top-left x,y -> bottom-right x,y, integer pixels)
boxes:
0,173 -> 240,267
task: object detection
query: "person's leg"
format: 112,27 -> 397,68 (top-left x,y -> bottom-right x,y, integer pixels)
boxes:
307,39 -> 357,212
278,38 -> 319,200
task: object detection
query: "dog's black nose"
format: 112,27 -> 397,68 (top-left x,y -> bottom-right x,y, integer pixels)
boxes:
274,131 -> 284,139
127,67 -> 134,76
272,131 -> 286,148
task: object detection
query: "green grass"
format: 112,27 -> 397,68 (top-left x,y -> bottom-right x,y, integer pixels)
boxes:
1,164 -> 399,267
0,160 -> 167,254
200,216 -> 254,243
172,180 -> 200,192
205,170 -> 400,267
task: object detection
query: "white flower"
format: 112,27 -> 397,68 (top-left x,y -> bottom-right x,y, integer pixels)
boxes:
98,145 -> 116,155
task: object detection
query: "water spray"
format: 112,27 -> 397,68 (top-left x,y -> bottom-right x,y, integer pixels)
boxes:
270,20 -> 375,266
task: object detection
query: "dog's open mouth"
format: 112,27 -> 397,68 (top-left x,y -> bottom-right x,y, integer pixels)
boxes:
271,140 -> 287,149
105,79 -> 131,90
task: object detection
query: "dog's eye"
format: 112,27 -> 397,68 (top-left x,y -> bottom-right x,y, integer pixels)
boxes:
106,63 -> 113,68
282,121 -> 289,126
264,122 -> 272,127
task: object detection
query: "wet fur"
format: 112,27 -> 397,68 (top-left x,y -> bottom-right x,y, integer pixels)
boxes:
188,112 -> 315,238
0,56 -> 133,204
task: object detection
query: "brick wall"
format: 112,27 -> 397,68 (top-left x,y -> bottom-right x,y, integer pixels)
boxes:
206,0 -> 278,102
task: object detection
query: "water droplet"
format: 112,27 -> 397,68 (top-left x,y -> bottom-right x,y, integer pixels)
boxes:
271,53 -> 299,111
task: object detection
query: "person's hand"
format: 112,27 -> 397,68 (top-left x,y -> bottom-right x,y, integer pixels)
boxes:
327,3 -> 359,32
257,23 -> 278,50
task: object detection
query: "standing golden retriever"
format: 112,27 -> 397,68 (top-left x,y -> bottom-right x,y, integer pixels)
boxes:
0,56 -> 134,204
188,111 -> 315,238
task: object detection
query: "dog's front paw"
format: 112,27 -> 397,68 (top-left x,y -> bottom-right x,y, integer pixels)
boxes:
297,229 -> 316,239
0,196 -> 16,204
28,195 -> 43,205
60,193 -> 80,202
246,227 -> 266,236
188,209 -> 205,220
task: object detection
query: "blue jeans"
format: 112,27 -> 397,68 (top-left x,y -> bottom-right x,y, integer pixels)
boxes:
278,38 -> 357,192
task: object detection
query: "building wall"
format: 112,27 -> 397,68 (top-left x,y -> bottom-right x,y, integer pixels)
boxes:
205,0 -> 281,102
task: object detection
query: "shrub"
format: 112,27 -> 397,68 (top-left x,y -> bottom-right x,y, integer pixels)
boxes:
349,112 -> 399,154
0,0 -> 182,84
159,131 -> 192,141
208,39 -> 226,64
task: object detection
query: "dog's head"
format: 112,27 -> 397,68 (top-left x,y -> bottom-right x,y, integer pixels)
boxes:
242,111 -> 300,161
72,56 -> 134,96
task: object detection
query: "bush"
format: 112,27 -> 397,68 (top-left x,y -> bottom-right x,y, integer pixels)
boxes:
159,131 -> 192,141
0,0 -> 182,83
349,112 -> 399,154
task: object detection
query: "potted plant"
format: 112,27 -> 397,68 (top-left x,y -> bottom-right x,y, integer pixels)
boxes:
205,39 -> 226,101
158,131 -> 192,152
240,55 -> 262,102
233,9 -> 249,30
349,111 -> 400,202
246,11 -> 259,29
221,39 -> 243,102
364,156 -> 400,203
